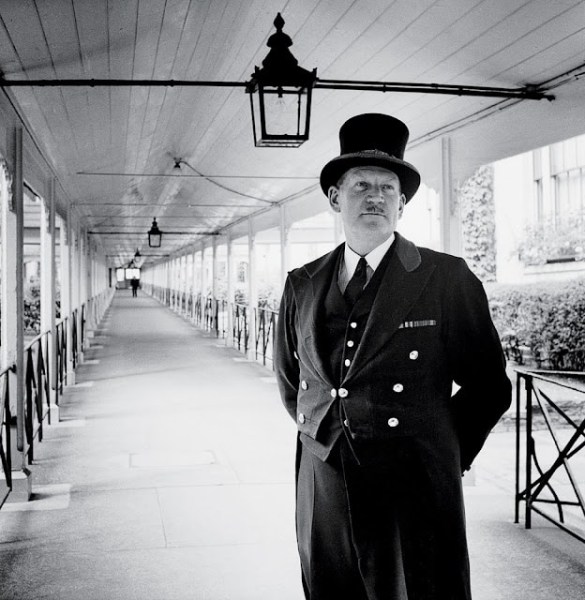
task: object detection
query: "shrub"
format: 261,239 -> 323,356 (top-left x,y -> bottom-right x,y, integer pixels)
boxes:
488,278 -> 585,370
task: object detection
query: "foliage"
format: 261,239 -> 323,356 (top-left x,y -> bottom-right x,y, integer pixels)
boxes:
517,214 -> 585,266
458,165 -> 497,282
24,279 -> 41,334
488,278 -> 585,370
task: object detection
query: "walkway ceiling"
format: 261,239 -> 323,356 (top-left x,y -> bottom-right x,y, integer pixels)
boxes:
0,0 -> 583,267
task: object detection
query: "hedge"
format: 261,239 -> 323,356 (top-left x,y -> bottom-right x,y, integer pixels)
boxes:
487,278 -> 585,371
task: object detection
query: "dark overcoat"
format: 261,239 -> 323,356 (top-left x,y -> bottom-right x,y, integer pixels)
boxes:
274,233 -> 512,598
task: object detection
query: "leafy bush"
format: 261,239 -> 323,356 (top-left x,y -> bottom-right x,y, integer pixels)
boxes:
458,165 -> 496,282
488,278 -> 585,370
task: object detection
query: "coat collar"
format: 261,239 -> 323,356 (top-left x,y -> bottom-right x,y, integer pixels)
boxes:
300,232 -> 421,280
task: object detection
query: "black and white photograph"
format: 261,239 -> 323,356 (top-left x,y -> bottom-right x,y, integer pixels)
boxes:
0,1 -> 584,599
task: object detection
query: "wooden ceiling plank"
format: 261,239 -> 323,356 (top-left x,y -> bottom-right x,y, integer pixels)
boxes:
105,0 -> 138,202
423,0 -> 584,85
136,0 -> 193,176
0,2 -> 86,190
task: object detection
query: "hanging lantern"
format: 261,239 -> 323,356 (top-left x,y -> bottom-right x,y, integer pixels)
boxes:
148,218 -> 162,248
247,13 -> 317,147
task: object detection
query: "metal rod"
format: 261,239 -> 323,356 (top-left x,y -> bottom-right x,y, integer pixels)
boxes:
0,77 -> 553,100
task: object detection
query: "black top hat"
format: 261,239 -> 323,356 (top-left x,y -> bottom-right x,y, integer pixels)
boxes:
320,113 -> 421,202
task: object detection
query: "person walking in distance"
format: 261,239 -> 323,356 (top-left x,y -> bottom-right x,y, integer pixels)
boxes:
274,113 -> 512,600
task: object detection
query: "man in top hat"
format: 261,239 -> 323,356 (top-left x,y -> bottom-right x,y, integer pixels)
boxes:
274,113 -> 511,600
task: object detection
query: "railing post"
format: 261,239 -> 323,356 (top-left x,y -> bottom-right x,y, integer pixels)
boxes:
525,374 -> 533,529
514,372 -> 521,524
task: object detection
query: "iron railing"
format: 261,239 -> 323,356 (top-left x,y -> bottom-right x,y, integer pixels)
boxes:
233,303 -> 249,353
142,286 -> 277,366
515,369 -> 585,543
0,287 -> 113,505
255,306 -> 277,367
23,330 -> 52,463
0,365 -> 14,508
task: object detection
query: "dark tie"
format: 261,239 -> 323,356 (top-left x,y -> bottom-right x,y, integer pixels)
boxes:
344,257 -> 368,306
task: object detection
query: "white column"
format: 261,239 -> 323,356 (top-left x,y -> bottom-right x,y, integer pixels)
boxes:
247,220 -> 257,361
279,205 -> 290,291
191,249 -> 197,320
226,234 -> 234,344
39,179 -> 57,409
439,137 -> 462,256
61,210 -> 73,381
212,238 -> 218,300
200,245 -> 207,324
6,126 -> 31,497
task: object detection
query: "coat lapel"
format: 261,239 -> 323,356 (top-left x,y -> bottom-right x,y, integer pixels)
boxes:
293,244 -> 344,385
344,234 -> 436,382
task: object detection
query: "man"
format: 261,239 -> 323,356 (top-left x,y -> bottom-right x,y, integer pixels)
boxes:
274,113 -> 511,600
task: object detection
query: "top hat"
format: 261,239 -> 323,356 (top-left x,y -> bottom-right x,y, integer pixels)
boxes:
319,113 -> 421,202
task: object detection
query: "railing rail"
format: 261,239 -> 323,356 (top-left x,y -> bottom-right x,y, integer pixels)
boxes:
515,368 -> 585,544
0,365 -> 14,507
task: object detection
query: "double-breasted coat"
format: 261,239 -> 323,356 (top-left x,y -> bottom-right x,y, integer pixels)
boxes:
274,233 -> 512,598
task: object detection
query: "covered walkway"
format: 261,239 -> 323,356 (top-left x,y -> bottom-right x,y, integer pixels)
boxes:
1,291 -> 584,600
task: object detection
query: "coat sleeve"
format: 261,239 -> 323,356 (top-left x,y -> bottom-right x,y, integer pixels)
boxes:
443,258 -> 512,471
274,275 -> 300,421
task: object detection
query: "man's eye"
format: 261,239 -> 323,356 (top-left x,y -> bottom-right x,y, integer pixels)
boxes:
355,181 -> 368,189
382,184 -> 396,192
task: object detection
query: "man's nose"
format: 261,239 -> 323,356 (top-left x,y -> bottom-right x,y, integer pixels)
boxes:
366,185 -> 386,201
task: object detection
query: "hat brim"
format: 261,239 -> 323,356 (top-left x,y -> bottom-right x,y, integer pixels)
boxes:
320,152 -> 421,202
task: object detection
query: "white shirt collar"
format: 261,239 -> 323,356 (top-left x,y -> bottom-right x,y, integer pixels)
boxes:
344,233 -> 395,277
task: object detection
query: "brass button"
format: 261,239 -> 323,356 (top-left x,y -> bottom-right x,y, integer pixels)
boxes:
338,388 -> 348,398
343,419 -> 349,428
350,322 -> 357,329
387,417 -> 399,428
301,380 -> 308,390
347,340 -> 355,348
344,359 -> 351,367
298,413 -> 306,424
393,383 -> 404,393
330,388 -> 337,398
409,350 -> 419,360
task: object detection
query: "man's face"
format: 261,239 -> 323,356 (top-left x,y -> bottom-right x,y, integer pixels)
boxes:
328,166 -> 405,245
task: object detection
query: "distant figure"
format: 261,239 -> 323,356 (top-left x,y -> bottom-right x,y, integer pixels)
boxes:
130,277 -> 139,297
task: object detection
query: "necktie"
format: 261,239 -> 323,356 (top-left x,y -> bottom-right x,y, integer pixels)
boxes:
344,257 -> 368,306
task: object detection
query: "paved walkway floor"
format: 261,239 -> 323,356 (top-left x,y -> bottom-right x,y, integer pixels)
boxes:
1,290 -> 584,599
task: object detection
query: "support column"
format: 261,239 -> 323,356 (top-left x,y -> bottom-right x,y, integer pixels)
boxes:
7,126 -> 31,499
200,245 -> 207,324
279,205 -> 290,291
226,234 -> 234,345
439,137 -> 462,256
61,209 -> 73,383
191,249 -> 197,320
247,220 -> 257,361
40,178 -> 57,416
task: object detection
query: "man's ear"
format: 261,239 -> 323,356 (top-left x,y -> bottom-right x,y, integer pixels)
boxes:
328,186 -> 341,213
398,194 -> 406,218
